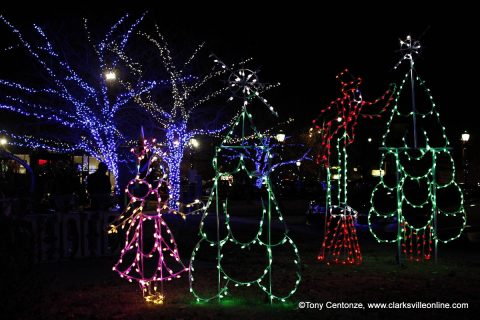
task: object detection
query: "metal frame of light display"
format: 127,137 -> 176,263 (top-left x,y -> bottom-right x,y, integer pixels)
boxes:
312,69 -> 394,265
368,36 -> 466,263
188,59 -> 301,304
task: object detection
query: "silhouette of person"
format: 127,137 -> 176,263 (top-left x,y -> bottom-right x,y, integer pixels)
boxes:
87,162 -> 111,210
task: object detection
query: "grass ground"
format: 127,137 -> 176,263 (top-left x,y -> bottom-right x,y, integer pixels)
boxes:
2,202 -> 478,319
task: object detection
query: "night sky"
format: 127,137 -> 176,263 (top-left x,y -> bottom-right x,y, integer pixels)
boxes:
1,1 -> 478,142
1,4 -> 479,317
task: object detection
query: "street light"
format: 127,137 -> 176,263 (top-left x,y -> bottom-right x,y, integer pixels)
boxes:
105,70 -> 117,81
190,138 -> 200,148
276,131 -> 286,143
0,137 -> 7,146
461,131 -> 470,186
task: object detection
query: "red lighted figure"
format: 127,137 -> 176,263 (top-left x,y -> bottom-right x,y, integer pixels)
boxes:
312,69 -> 394,265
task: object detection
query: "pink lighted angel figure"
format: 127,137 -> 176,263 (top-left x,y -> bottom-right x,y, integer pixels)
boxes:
109,139 -> 189,304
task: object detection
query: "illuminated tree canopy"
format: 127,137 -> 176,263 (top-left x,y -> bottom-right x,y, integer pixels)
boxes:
0,14 -> 155,185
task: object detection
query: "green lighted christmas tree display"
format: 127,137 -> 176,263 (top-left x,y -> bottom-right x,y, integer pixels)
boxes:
188,59 -> 301,303
369,36 -> 466,263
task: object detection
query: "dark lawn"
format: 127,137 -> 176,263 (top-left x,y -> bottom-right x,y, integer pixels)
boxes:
2,204 -> 478,319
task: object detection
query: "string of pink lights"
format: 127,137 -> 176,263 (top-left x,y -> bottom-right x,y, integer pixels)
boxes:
110,138 -> 201,304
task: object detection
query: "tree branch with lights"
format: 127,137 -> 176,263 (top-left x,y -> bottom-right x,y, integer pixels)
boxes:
224,133 -> 311,189
115,26 -> 257,208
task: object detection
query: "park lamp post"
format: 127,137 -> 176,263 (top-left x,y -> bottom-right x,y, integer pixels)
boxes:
189,138 -> 200,148
276,131 -> 286,143
461,132 -> 470,186
0,137 -> 7,148
104,70 -> 117,81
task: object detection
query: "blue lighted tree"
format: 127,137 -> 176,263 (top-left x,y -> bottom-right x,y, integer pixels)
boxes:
0,14 -> 155,187
225,133 -> 311,189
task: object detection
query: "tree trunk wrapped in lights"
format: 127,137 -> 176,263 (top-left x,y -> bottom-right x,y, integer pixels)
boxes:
368,36 -> 466,263
189,60 -> 301,304
312,69 -> 394,265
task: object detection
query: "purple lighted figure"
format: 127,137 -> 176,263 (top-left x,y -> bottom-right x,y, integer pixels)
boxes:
109,138 -> 191,304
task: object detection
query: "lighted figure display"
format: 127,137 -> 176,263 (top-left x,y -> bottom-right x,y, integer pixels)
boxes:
368,36 -> 466,263
109,139 -> 193,304
0,14 -> 155,186
312,69 -> 394,264
189,59 -> 301,303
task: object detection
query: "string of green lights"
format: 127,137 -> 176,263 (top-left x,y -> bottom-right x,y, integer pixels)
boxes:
369,36 -> 466,262
188,64 -> 301,303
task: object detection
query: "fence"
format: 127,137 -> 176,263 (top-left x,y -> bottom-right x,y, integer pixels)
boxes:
1,198 -> 122,262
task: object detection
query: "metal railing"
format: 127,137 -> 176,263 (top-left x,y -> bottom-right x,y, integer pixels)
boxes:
2,208 -> 122,262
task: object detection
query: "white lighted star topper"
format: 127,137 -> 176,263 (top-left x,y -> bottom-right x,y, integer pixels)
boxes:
212,55 -> 279,117
394,35 -> 422,70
